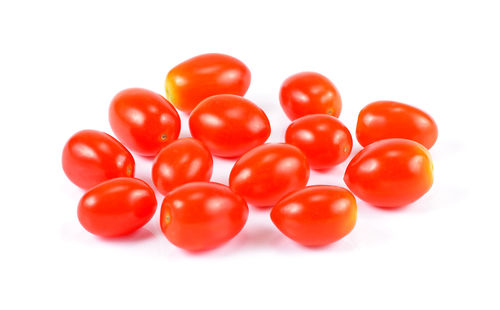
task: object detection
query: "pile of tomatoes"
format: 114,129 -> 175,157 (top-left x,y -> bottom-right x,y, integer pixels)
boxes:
62,53 -> 437,251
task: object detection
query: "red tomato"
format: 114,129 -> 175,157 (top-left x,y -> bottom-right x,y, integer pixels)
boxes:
78,178 -> 157,237
356,100 -> 438,149
109,88 -> 181,156
344,139 -> 434,208
279,72 -> 341,120
160,182 -> 248,251
152,138 -> 213,195
62,130 -> 135,189
189,95 -> 271,158
271,185 -> 357,246
165,53 -> 251,113
229,143 -> 310,207
285,114 -> 352,170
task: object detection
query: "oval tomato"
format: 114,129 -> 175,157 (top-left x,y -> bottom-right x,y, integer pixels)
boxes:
62,130 -> 135,189
78,178 -> 157,237
271,185 -> 357,246
344,139 -> 434,208
285,114 -> 352,170
165,53 -> 251,113
109,88 -> 181,156
229,143 -> 310,207
160,182 -> 248,251
189,95 -> 271,158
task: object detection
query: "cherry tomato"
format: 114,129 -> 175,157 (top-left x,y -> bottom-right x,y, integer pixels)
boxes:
78,178 -> 157,237
271,185 -> 357,246
356,100 -> 438,149
229,143 -> 310,207
62,130 -> 135,190
165,53 -> 251,113
344,139 -> 434,208
279,72 -> 341,120
152,138 -> 213,195
189,95 -> 271,158
109,88 -> 181,156
285,114 -> 352,170
160,182 -> 248,251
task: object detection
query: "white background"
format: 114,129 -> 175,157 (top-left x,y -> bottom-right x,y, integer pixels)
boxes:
1,0 -> 499,309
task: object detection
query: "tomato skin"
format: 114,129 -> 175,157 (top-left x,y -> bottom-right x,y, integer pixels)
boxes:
62,130 -> 135,190
160,182 -> 248,251
229,143 -> 310,207
109,88 -> 181,157
165,53 -> 251,113
285,114 -> 352,170
279,72 -> 341,120
78,178 -> 157,237
344,139 -> 434,208
189,95 -> 271,158
356,100 -> 438,149
271,186 -> 357,246
152,138 -> 213,196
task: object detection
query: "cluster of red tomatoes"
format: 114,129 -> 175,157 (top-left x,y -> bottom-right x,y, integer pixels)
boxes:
62,53 -> 437,251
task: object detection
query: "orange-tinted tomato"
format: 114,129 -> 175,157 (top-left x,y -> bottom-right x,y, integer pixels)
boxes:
344,139 -> 434,208
160,182 -> 248,251
62,130 -> 135,190
229,143 -> 310,207
271,185 -> 357,246
285,114 -> 352,170
356,100 -> 438,149
152,138 -> 213,195
279,72 -> 341,120
189,95 -> 271,158
109,88 -> 180,157
165,53 -> 251,113
78,178 -> 157,237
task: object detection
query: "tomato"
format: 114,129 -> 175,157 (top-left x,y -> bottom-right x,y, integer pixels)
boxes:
62,130 -> 135,189
189,95 -> 271,158
78,178 -> 157,237
109,88 -> 181,157
356,100 -> 438,149
229,143 -> 310,207
344,139 -> 434,208
152,138 -> 213,195
160,182 -> 248,251
271,185 -> 357,246
285,114 -> 352,170
279,72 -> 341,120
165,53 -> 251,113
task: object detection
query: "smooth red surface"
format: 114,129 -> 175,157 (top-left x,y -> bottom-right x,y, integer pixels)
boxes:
271,185 -> 357,246
344,139 -> 434,208
189,94 -> 271,158
109,88 -> 180,156
62,130 -> 135,189
160,182 -> 248,251
78,178 -> 157,237
356,100 -> 438,149
285,114 -> 352,170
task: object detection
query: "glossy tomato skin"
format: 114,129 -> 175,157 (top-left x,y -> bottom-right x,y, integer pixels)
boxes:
78,178 -> 157,237
160,182 -> 248,251
109,88 -> 181,156
165,53 -> 251,113
271,186 -> 357,247
344,139 -> 434,208
279,72 -> 341,120
229,143 -> 310,207
62,130 -> 135,190
285,114 -> 352,170
189,95 -> 271,158
356,100 -> 438,149
152,138 -> 213,195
